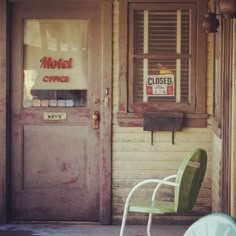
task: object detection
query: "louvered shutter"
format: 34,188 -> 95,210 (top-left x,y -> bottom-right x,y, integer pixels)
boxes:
133,9 -> 191,103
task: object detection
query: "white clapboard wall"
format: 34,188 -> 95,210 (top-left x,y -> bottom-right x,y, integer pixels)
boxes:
111,0 -> 215,223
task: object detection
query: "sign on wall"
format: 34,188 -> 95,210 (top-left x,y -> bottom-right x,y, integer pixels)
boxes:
146,74 -> 175,96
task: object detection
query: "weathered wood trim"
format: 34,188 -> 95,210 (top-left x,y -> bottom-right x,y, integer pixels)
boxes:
119,0 -> 208,118
213,8 -> 223,125
221,19 -> 233,214
8,0 -> 101,2
210,116 -> 222,139
117,112 -> 208,128
116,112 -> 143,127
0,0 -> 7,224
119,0 -> 128,112
119,0 -> 197,3
196,0 -> 208,113
183,117 -> 207,128
100,0 -> 112,225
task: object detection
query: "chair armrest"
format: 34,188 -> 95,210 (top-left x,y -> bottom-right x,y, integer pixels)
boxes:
123,178 -> 177,212
151,175 -> 177,201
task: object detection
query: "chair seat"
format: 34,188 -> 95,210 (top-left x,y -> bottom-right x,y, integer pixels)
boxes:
129,200 -> 176,214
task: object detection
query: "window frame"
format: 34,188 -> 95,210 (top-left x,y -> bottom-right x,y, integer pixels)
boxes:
129,3 -> 196,113
118,0 -> 208,127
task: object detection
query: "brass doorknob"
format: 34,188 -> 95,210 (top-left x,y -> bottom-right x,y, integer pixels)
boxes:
92,111 -> 100,129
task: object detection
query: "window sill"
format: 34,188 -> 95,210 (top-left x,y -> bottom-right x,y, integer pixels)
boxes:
117,112 -> 208,128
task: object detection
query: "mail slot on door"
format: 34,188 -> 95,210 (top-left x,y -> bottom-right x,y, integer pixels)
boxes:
143,111 -> 183,145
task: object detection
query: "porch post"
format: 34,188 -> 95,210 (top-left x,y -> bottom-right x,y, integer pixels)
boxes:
100,0 -> 112,224
0,0 -> 8,223
221,19 -> 233,214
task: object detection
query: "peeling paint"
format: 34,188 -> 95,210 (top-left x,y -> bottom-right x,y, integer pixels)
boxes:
37,170 -> 47,175
63,177 -> 79,184
60,162 -> 69,172
59,161 -> 73,173
14,112 -> 35,121
119,104 -> 126,111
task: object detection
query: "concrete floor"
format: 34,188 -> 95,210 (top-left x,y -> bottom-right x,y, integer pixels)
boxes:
0,223 -> 189,236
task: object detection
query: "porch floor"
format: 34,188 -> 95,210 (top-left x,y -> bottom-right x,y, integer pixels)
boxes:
0,223 -> 188,236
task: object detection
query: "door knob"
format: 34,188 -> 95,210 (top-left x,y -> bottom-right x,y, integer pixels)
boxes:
92,111 -> 100,129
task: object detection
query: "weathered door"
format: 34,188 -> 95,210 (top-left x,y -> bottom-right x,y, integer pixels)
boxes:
10,1 -> 109,221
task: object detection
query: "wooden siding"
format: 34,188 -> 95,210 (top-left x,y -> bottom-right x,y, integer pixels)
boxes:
112,0 -> 212,224
112,127 -> 213,223
211,134 -> 222,212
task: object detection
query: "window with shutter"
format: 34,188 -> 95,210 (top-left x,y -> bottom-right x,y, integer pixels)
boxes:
118,0 -> 208,127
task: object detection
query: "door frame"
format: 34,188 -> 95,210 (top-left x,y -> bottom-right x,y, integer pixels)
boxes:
0,0 -> 112,224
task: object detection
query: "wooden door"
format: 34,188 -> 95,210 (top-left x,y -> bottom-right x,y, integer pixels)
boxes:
10,1 -> 109,221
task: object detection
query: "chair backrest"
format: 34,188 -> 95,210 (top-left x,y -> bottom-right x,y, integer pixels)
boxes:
183,213 -> 236,236
174,148 -> 207,212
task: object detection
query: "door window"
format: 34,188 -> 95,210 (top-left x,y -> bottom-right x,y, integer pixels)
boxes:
23,19 -> 88,107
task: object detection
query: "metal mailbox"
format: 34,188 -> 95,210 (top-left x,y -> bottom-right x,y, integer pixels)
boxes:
143,111 -> 184,145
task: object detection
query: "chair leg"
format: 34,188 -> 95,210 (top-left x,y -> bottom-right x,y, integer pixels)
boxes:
120,207 -> 129,236
147,213 -> 153,236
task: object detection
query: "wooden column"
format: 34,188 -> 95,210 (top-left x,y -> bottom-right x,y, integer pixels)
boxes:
0,0 -> 7,223
100,0 -> 112,224
221,19 -> 233,214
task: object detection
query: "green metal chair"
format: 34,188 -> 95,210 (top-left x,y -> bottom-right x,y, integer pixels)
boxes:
183,213 -> 236,236
119,148 -> 207,236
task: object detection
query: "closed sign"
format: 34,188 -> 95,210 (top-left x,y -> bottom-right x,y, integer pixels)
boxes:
146,74 -> 175,96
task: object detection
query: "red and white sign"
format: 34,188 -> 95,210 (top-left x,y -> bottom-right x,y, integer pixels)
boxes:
24,19 -> 88,91
146,74 -> 175,96
40,56 -> 72,83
